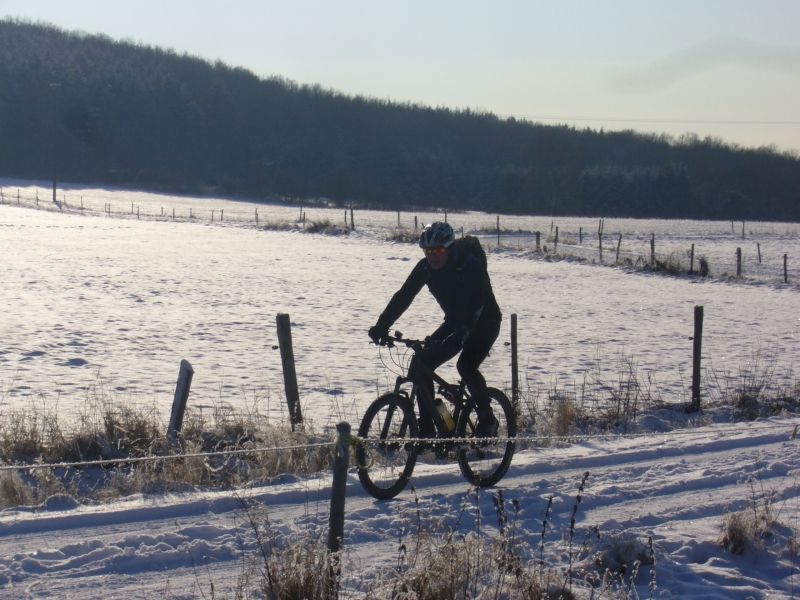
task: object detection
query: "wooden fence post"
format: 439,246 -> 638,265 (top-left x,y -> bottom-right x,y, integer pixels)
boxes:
736,248 -> 742,277
535,231 -> 541,252
349,206 -> 355,230
615,234 -> 622,264
328,421 -> 350,553
598,233 -> 603,262
397,211 -> 400,228
167,359 -> 194,444
221,209 -> 224,221
689,244 -> 695,274
785,254 -> 789,283
757,243 -> 762,264
554,226 -> 559,252
650,234 -> 655,266
414,216 -> 418,231
510,314 -> 518,407
327,421 -> 351,597
598,218 -> 605,262
579,227 -> 583,244
255,208 -> 259,226
691,306 -> 704,412
496,216 -> 500,247
276,313 -> 303,429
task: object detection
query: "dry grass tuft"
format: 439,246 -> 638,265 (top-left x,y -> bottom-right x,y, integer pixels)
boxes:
304,218 -> 350,235
719,483 -> 776,555
0,471 -> 33,508
238,505 -> 337,600
708,353 -> 800,420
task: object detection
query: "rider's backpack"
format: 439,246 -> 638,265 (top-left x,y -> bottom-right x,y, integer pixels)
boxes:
453,235 -> 488,271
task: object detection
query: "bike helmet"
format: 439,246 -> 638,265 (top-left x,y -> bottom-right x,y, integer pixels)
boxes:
419,221 -> 455,248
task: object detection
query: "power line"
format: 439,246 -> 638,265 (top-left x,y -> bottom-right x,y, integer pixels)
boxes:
516,115 -> 800,126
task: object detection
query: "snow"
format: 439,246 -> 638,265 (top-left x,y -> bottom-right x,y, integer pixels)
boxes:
0,180 -> 799,598
1,421 -> 798,598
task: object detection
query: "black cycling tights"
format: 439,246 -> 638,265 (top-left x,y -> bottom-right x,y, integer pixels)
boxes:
409,316 -> 501,432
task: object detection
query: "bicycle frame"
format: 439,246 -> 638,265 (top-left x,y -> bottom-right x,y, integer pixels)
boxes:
387,336 -> 476,438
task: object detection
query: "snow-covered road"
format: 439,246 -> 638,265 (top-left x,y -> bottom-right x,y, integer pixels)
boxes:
1,417 -> 798,598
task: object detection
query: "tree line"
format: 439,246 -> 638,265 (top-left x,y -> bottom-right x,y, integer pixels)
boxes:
1,19 -> 798,221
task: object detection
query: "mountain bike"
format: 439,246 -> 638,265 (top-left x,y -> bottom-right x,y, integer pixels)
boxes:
356,332 -> 516,500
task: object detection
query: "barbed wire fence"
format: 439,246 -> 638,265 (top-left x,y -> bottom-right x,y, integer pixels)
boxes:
1,185 -> 796,285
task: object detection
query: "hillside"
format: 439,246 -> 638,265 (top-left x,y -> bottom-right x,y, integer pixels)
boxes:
1,19 -> 799,220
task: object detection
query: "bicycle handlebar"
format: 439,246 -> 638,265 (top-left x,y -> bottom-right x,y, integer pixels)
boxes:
374,331 -> 425,349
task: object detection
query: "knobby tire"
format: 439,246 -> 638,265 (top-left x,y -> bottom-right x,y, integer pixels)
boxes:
356,392 -> 419,500
456,387 -> 516,487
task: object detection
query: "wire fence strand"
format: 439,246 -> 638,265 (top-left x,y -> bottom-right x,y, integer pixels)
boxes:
0,417 -> 794,473
0,440 -> 335,472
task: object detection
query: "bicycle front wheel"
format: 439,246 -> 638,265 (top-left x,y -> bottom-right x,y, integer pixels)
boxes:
456,387 -> 516,487
356,392 -> 419,500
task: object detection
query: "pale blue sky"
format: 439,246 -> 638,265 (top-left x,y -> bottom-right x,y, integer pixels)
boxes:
2,0 -> 799,152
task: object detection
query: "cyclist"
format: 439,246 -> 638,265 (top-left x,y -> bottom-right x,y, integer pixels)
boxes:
368,221 -> 502,438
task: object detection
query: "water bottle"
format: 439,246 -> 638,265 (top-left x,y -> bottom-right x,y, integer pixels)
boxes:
433,398 -> 455,433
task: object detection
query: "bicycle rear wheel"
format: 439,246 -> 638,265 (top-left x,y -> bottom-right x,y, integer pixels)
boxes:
456,387 -> 516,487
356,392 -> 419,500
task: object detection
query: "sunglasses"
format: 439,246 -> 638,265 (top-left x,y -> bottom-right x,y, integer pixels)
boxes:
423,246 -> 448,257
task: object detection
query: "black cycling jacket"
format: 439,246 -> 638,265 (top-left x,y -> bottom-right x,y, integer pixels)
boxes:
375,246 -> 501,333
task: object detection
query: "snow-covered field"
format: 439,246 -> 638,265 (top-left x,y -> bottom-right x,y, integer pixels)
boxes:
1,180 -> 798,425
1,180 -> 799,598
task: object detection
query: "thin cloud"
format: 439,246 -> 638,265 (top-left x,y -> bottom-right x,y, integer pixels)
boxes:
609,36 -> 800,93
